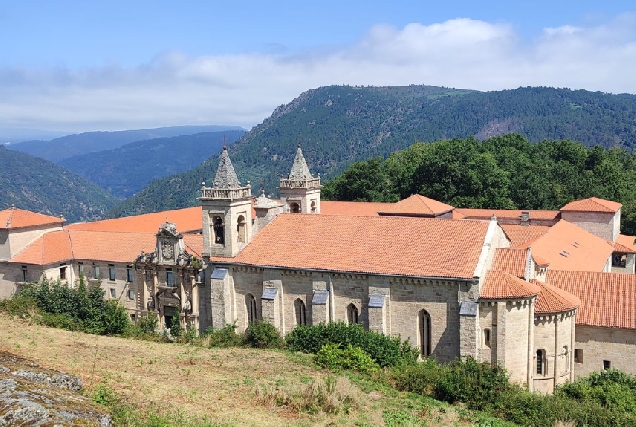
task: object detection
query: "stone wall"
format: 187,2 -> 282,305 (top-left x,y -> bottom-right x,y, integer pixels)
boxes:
533,311 -> 575,393
574,325 -> 636,377
560,211 -> 617,242
1,224 -> 63,262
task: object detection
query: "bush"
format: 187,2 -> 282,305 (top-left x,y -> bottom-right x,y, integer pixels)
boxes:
286,322 -> 417,368
390,357 -> 447,395
315,343 -> 379,373
137,313 -> 159,334
204,324 -> 245,348
169,312 -> 183,338
245,321 -> 284,349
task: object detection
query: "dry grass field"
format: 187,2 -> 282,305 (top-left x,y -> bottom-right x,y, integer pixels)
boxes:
0,314 -> 505,426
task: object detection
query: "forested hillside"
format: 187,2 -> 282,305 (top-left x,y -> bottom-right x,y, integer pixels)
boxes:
59,130 -> 245,199
8,125 -> 244,163
109,85 -> 636,217
0,146 -> 118,222
323,134 -> 636,235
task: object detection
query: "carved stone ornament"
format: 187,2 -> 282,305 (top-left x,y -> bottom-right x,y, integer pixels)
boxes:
161,241 -> 174,260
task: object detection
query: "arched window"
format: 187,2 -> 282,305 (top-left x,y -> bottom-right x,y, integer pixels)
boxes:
419,309 -> 432,357
536,349 -> 545,375
295,298 -> 307,326
310,200 -> 316,213
484,328 -> 491,348
237,215 -> 246,243
213,216 -> 224,245
290,202 -> 300,213
346,303 -> 359,324
563,345 -> 569,372
246,294 -> 258,325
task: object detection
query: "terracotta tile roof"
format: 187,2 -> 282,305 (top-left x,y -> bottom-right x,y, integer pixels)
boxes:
491,248 -> 528,278
480,270 -> 540,299
532,280 -> 580,314
547,270 -> 636,329
320,201 -> 388,216
615,234 -> 636,253
0,208 -> 64,230
233,214 -> 490,279
560,197 -> 622,213
11,230 -> 156,264
455,208 -> 560,221
612,241 -> 636,254
67,207 -> 203,233
183,234 -> 203,258
532,254 -> 550,267
501,224 -> 550,248
519,220 -> 613,272
377,194 -> 454,217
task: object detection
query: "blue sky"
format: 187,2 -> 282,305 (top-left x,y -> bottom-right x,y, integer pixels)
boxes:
1,1 -> 635,134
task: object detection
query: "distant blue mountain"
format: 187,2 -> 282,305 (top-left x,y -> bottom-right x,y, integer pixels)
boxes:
8,125 -> 245,163
59,130 -> 245,199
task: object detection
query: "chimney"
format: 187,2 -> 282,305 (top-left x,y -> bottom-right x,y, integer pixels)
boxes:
520,211 -> 530,226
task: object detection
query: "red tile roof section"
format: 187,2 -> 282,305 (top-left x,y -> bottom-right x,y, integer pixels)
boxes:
615,234 -> 636,253
0,208 -> 64,230
67,207 -> 203,233
377,194 -> 454,216
501,225 -> 550,248
560,197 -> 622,213
519,220 -> 613,272
233,214 -> 490,278
547,270 -> 636,329
455,209 -> 560,221
183,234 -> 203,258
320,201 -> 388,216
532,280 -> 580,314
491,248 -> 528,278
480,270 -> 540,299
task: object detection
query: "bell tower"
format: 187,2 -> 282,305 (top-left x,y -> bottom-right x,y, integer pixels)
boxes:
279,144 -> 321,214
200,146 -> 252,258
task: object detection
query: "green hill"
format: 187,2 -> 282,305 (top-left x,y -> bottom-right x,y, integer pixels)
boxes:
108,85 -> 636,217
59,130 -> 245,199
0,145 -> 118,222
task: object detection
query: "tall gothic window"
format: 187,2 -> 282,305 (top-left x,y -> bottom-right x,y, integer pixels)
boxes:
237,215 -> 246,243
419,309 -> 432,357
295,298 -> 307,326
213,216 -> 224,245
537,349 -> 545,375
246,294 -> 258,325
346,303 -> 359,324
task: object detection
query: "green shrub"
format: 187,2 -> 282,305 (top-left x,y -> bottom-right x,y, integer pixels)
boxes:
286,322 -> 417,368
315,343 -> 379,373
0,294 -> 39,318
102,300 -> 131,335
40,312 -> 78,330
245,321 -> 284,349
137,313 -> 159,334
205,324 -> 245,348
169,312 -> 183,338
390,357 -> 447,395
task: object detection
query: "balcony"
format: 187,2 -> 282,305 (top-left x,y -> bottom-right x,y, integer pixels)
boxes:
200,185 -> 251,201
279,177 -> 321,189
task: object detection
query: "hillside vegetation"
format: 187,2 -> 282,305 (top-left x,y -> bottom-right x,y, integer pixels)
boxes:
8,125 -> 244,163
0,145 -> 118,222
323,134 -> 636,235
59,130 -> 245,199
109,85 -> 636,217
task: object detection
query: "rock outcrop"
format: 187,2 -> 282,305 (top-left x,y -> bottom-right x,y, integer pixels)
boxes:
0,351 -> 111,426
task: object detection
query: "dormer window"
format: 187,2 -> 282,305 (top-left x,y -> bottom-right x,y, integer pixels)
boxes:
213,216 -> 225,245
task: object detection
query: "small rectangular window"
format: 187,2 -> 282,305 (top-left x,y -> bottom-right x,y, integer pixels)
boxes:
603,360 -> 611,370
126,266 -> 133,283
78,262 -> 84,275
93,266 -> 100,280
128,289 -> 135,300
21,266 -> 27,282
110,288 -> 116,298
108,265 -> 116,281
59,266 -> 67,280
166,269 -> 174,287
574,349 -> 583,363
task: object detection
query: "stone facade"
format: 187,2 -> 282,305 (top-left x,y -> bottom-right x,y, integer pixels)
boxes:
573,325 -> 636,377
560,210 -> 620,242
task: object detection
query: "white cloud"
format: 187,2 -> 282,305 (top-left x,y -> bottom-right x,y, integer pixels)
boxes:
1,14 -> 635,132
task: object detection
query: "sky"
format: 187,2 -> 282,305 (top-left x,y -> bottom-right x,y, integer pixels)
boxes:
1,1 -> 635,134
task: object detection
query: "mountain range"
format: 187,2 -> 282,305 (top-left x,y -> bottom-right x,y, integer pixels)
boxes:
107,85 -> 636,217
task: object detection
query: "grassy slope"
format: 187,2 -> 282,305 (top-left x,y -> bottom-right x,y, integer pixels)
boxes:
0,315 -> 514,427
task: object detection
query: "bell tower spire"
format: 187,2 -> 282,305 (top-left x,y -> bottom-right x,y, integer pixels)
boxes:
200,146 -> 252,257
279,144 -> 321,214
